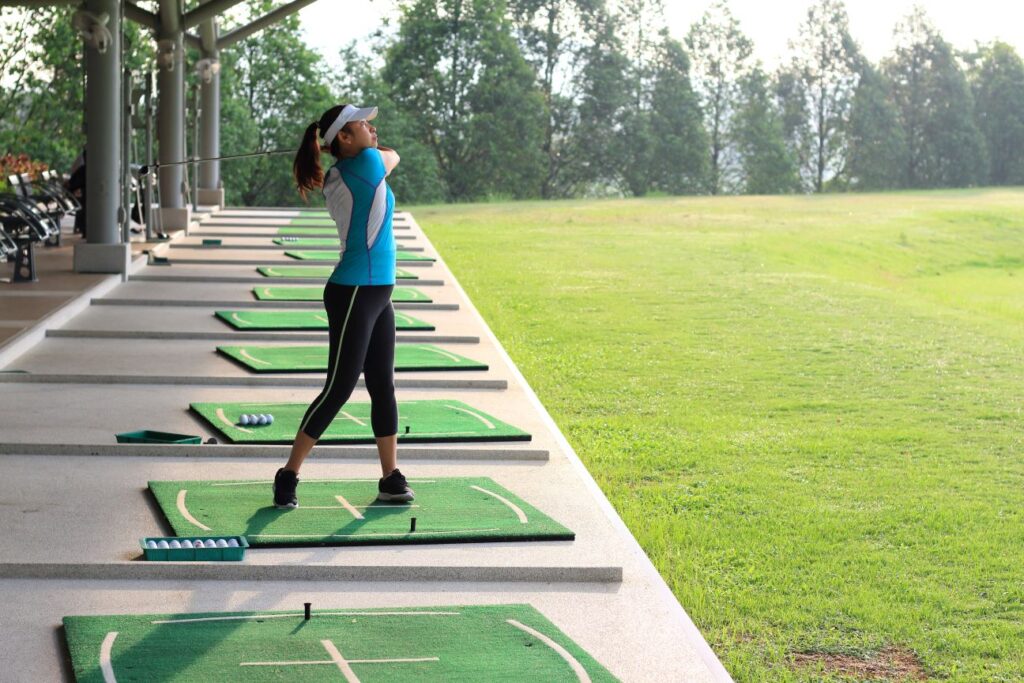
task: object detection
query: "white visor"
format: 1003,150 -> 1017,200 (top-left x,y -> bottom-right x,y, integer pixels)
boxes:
321,104 -> 378,146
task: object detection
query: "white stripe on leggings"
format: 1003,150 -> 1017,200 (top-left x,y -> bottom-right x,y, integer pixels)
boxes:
299,285 -> 360,434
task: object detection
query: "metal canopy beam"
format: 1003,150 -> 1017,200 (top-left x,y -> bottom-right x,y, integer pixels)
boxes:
217,0 -> 319,49
124,2 -> 158,30
182,0 -> 245,29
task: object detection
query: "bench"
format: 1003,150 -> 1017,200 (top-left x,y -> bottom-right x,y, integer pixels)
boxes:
0,193 -> 61,282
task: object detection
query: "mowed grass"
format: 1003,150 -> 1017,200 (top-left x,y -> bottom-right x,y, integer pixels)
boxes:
412,189 -> 1024,682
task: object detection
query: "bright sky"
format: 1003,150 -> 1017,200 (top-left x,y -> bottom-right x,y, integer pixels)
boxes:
299,0 -> 1024,74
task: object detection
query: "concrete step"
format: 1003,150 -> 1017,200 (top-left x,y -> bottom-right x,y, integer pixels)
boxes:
47,329 -> 481,344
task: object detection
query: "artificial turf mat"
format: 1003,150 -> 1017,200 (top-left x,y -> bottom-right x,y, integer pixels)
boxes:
256,265 -> 418,279
148,476 -> 570,545
252,285 -> 431,302
217,343 -> 487,373
214,309 -> 434,331
189,399 -> 531,444
63,604 -> 617,682
286,249 -> 434,262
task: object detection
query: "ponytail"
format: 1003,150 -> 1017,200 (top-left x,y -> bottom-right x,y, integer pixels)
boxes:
293,122 -> 323,201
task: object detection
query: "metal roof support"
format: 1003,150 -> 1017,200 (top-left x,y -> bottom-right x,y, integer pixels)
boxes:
123,2 -> 158,30
155,0 -> 190,231
73,0 -> 131,274
197,19 -> 223,207
183,0 -> 246,29
217,0 -> 320,50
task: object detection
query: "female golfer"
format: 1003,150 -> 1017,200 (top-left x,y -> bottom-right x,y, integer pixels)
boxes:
273,103 -> 412,509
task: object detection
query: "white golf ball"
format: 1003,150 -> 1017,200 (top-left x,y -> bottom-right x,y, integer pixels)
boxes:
239,414 -> 250,426
169,540 -> 181,549
227,538 -> 239,547
181,540 -> 193,548
266,414 -> 274,424
192,540 -> 205,548
156,540 -> 169,549
216,539 -> 228,548
259,414 -> 269,425
146,540 -> 157,549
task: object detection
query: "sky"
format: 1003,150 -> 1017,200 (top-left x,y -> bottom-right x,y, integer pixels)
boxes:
298,0 -> 1024,74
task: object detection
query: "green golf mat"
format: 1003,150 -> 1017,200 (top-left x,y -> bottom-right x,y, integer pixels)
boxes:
149,476 -> 569,545
64,604 -> 617,682
252,285 -> 431,302
286,249 -> 434,262
257,265 -> 418,279
190,399 -> 530,444
214,310 -> 434,331
217,343 -> 487,373
277,226 -> 337,235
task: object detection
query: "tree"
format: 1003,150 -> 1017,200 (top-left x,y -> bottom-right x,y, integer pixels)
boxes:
221,2 -> 335,207
685,0 -> 753,194
845,61 -> 906,191
733,68 -> 800,194
784,0 -> 861,192
648,34 -> 708,194
562,6 -> 631,195
506,0 -> 603,197
967,41 -> 1024,185
383,0 -> 546,201
883,8 -> 986,188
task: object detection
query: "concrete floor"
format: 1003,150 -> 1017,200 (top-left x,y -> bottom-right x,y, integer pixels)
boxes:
0,208 -> 731,681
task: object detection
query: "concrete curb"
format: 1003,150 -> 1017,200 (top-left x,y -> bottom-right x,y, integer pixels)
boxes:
0,374 -> 507,390
90,298 -> 458,310
47,330 -> 480,344
170,244 -> 427,252
130,275 -> 445,286
164,257 -> 433,267
0,563 -> 621,583
0,442 -> 550,460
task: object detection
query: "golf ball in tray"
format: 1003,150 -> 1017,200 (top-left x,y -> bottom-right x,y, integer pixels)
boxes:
238,413 -> 274,426
143,537 -> 245,559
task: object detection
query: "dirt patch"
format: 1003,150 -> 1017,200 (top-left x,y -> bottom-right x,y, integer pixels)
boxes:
791,646 -> 927,681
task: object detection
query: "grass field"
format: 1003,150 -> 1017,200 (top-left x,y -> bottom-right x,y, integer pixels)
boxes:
413,189 -> 1024,682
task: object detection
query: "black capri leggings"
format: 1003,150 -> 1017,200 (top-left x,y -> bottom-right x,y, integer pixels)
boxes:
298,283 -> 398,440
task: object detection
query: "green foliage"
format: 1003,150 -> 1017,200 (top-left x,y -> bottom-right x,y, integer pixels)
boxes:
218,2 -> 334,207
686,0 -> 754,194
382,0 -> 547,201
648,35 -> 708,194
884,8 -> 987,189
967,41 -> 1024,186
733,69 -> 801,194
784,0 -> 861,192
845,63 -> 907,190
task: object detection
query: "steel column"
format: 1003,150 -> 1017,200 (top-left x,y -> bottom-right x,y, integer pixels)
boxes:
83,0 -> 121,246
198,20 -> 221,205
156,0 -> 185,216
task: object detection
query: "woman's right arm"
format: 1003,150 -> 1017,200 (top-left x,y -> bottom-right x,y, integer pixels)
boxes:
376,145 -> 400,176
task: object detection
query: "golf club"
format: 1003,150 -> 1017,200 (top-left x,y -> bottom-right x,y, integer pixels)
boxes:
138,148 -> 295,176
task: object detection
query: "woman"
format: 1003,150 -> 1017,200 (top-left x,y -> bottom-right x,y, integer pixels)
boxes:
275,103 -> 412,509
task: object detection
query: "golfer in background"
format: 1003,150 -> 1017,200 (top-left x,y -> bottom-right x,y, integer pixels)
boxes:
274,103 -> 412,509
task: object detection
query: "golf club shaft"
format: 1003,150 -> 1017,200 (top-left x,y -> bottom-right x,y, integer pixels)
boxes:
139,148 -> 294,175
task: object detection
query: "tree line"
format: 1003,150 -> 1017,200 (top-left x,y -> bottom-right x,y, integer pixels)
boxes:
2,0 -> 1023,206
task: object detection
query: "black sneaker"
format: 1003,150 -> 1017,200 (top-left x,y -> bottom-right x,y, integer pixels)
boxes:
273,468 -> 299,509
377,468 -> 415,502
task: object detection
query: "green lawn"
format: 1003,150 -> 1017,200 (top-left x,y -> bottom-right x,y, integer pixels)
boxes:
412,189 -> 1024,682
